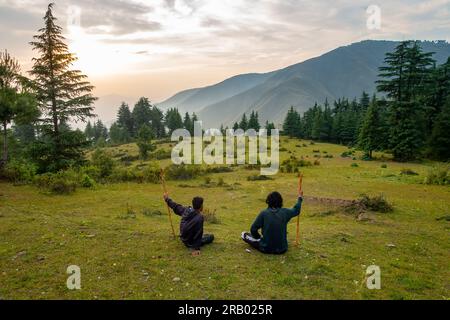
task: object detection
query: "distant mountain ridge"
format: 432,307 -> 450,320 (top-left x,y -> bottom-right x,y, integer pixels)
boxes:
157,40 -> 450,128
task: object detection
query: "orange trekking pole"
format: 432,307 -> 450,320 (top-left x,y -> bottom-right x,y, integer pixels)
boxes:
160,169 -> 176,239
295,173 -> 303,246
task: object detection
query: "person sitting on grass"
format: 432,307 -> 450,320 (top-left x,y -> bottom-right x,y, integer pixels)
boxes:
241,190 -> 303,254
163,193 -> 214,255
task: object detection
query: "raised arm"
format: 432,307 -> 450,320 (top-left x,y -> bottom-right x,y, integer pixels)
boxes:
285,196 -> 303,221
164,194 -> 186,216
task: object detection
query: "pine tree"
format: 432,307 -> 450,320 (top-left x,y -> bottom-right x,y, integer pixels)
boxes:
30,3 -> 96,137
248,111 -> 260,131
377,41 -> 434,161
109,122 -> 128,145
265,121 -> 275,135
132,97 -> 152,134
117,102 -> 133,139
84,121 -> 94,140
358,96 -> 383,158
137,124 -> 155,160
165,108 -> 183,135
282,106 -> 300,137
429,97 -> 450,160
183,112 -> 192,134
151,106 -> 165,138
232,122 -> 239,131
239,113 -> 248,130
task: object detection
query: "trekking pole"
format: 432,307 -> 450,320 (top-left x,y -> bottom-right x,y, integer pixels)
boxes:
160,169 -> 177,239
295,173 -> 303,246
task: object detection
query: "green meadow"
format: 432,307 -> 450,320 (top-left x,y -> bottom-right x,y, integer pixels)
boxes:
0,138 -> 449,300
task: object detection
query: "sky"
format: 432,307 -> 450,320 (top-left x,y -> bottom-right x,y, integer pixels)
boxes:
1,0 -> 449,107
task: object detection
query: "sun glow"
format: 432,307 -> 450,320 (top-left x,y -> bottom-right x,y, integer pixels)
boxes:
67,26 -> 143,76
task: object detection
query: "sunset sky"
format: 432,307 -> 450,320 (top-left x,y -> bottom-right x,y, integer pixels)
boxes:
1,0 -> 449,105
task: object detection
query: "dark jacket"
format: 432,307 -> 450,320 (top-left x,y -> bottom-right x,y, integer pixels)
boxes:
165,198 -> 204,249
251,197 -> 303,254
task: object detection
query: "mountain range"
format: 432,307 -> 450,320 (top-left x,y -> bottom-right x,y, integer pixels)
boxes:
157,40 -> 450,128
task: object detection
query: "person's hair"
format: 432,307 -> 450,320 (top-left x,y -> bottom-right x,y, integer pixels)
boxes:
192,197 -> 204,210
266,191 -> 283,209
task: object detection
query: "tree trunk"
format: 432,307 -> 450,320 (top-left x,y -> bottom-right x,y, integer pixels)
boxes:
1,121 -> 8,167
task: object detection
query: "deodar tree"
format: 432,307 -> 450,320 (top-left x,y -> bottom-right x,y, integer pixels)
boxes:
29,3 -> 96,171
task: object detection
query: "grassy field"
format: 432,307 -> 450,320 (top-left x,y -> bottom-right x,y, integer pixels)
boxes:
0,138 -> 449,299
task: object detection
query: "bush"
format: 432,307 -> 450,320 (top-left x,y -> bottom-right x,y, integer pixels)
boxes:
359,194 -> 393,213
346,194 -> 393,214
424,165 -> 449,185
381,164 -> 387,168
1,160 -> 36,184
247,175 -> 273,181
34,171 -> 78,194
91,148 -> 116,178
351,163 -> 359,167
150,148 -> 172,160
281,157 -> 312,173
165,164 -> 204,180
203,209 -> 221,224
400,168 -> 418,176
205,166 -> 233,174
80,174 -> 96,189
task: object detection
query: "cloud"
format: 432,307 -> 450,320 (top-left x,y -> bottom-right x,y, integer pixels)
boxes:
0,0 -> 449,101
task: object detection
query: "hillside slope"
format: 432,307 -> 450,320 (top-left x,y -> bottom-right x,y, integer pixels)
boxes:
159,40 -> 450,127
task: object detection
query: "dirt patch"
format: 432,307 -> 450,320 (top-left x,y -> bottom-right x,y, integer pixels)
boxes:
304,196 -> 356,207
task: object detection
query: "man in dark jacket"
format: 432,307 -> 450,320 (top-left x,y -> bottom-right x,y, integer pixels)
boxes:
163,193 -> 214,254
241,190 -> 303,254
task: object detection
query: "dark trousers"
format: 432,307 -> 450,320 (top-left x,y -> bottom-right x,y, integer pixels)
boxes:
242,232 -> 262,251
185,234 -> 214,250
242,232 -> 286,254
201,234 -> 214,246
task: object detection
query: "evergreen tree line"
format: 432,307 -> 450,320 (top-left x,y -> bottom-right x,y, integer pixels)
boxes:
85,101 -> 201,146
231,111 -> 276,134
282,41 -> 450,161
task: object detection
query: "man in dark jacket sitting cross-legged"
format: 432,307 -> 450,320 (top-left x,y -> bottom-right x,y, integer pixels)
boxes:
241,190 -> 303,254
163,193 -> 214,255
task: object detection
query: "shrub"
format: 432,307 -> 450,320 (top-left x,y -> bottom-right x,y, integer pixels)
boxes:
312,149 -> 320,153
359,194 -> 393,213
204,176 -> 212,185
424,165 -> 449,185
351,163 -> 359,168
1,160 -> 36,184
150,148 -> 172,160
142,208 -> 162,216
91,148 -> 116,178
400,168 -> 418,176
217,177 -> 225,186
381,164 -> 387,169
205,166 -> 233,173
80,174 -> 96,189
247,175 -> 273,181
165,164 -> 204,180
203,209 -> 221,224
346,194 -> 393,214
313,160 -> 321,166
34,171 -> 78,195
79,165 -> 101,181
